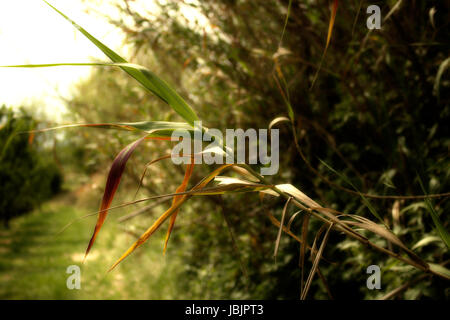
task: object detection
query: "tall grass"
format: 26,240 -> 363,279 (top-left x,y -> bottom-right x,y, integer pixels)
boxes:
2,0 -> 449,299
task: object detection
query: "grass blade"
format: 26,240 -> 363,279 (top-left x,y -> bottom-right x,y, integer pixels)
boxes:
411,236 -> 442,250
428,263 -> 450,280
342,214 -> 428,268
433,57 -> 450,102
310,0 -> 338,89
23,120 -> 196,138
274,197 -> 292,260
134,154 -> 174,200
84,136 -> 146,260
163,157 -> 195,254
269,117 -> 291,130
4,60 -> 198,125
272,184 -> 322,209
319,159 -> 385,225
418,177 -> 450,249
325,0 -> 339,51
278,0 -> 292,47
108,164 -> 236,270
299,213 -> 311,296
108,194 -> 190,271
300,223 -> 333,299
286,210 -> 302,232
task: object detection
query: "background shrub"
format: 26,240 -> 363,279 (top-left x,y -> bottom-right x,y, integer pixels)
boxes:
0,105 -> 62,227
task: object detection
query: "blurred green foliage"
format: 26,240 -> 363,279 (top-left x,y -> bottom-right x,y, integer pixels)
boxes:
64,0 -> 449,299
0,106 -> 62,227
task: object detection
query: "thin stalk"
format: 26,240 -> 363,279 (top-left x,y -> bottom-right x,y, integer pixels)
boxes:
239,164 -> 445,279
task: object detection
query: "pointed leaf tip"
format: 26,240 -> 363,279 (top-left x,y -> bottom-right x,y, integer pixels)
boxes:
85,137 -> 146,258
163,158 -> 195,254
42,0 -> 199,125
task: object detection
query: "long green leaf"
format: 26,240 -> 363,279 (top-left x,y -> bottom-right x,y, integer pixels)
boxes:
418,177 -> 450,249
39,1 -> 199,125
24,120 -> 196,138
319,159 -> 385,225
429,263 -> 450,280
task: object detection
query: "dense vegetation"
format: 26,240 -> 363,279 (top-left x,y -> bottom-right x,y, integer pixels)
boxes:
0,106 -> 62,227
60,0 -> 449,299
2,0 -> 449,299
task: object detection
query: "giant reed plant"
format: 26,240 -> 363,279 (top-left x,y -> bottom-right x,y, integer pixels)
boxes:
2,0 -> 449,299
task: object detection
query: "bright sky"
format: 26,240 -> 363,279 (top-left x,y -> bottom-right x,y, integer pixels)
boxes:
0,0 -> 129,121
0,0 -> 210,122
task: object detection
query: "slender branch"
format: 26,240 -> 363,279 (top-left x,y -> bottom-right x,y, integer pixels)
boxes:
379,274 -> 428,300
240,164 -> 448,280
290,123 -> 450,200
117,198 -> 170,222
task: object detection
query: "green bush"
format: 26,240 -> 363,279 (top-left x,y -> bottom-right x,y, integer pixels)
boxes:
0,106 -> 62,227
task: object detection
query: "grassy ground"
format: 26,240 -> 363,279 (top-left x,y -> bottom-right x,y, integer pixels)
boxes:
0,193 -> 184,299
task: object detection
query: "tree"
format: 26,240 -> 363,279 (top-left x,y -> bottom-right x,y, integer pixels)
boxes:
0,106 -> 62,227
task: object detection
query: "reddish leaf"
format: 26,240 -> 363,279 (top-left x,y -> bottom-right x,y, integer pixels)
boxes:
84,136 -> 146,260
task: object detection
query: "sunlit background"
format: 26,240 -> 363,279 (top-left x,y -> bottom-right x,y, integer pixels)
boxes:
0,0 -> 130,121
2,0 -> 208,121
